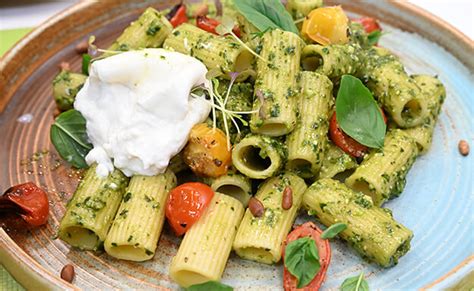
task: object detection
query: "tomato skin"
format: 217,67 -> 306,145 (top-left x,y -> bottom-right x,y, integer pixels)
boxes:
0,182 -> 49,226
282,222 -> 331,291
301,6 -> 349,45
329,112 -> 368,158
196,15 -> 241,37
165,182 -> 214,236
167,4 -> 188,28
353,17 -> 382,33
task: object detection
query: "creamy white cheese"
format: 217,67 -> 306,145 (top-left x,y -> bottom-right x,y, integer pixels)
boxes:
74,49 -> 210,177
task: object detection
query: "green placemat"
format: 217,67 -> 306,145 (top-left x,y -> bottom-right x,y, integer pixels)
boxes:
1,264 -> 25,291
0,28 -> 32,290
0,27 -> 32,56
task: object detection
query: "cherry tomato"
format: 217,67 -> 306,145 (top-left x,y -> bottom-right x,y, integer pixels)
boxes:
301,6 -> 349,45
0,182 -> 49,226
196,15 -> 241,37
167,3 -> 188,28
353,17 -> 382,34
183,123 -> 232,178
329,112 -> 368,158
165,182 -> 214,236
282,222 -> 331,291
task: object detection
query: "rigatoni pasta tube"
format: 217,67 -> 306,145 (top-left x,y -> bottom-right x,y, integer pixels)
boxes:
209,171 -> 252,207
345,129 -> 418,206
250,29 -> 305,136
303,178 -> 413,267
319,141 -> 357,179
169,193 -> 244,288
233,172 -> 307,264
104,170 -> 176,261
108,7 -> 172,51
286,72 -> 333,178
363,48 -> 429,128
286,0 -> 323,19
163,23 -> 253,75
58,165 -> 129,250
232,134 -> 286,179
301,44 -> 363,79
404,75 -> 446,154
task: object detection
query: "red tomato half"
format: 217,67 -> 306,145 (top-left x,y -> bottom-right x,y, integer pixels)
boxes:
282,222 -> 331,291
0,182 -> 49,226
329,112 -> 369,158
165,182 -> 214,236
196,15 -> 241,37
167,4 -> 188,28
353,17 -> 382,33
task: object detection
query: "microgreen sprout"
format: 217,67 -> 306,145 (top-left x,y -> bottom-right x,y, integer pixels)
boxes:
87,35 -> 123,60
191,71 -> 259,149
215,16 -> 267,63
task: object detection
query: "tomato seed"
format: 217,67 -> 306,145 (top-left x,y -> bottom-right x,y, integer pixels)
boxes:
458,140 -> 469,156
249,197 -> 264,217
60,264 -> 75,283
282,186 -> 293,210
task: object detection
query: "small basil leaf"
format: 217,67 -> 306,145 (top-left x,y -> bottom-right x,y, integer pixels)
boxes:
367,30 -> 382,46
336,75 -> 386,148
234,0 -> 299,34
82,54 -> 91,75
321,223 -> 347,239
340,273 -> 370,291
186,281 -> 233,291
50,109 -> 92,168
284,237 -> 321,288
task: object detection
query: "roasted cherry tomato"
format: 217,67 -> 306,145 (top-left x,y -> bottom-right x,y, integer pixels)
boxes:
165,182 -> 214,236
183,123 -> 231,178
353,17 -> 382,34
166,3 -> 188,28
282,222 -> 331,291
301,6 -> 349,45
329,110 -> 387,158
0,182 -> 49,226
196,15 -> 241,37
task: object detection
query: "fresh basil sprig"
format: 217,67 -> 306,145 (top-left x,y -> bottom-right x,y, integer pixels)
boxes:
367,30 -> 382,46
233,0 -> 299,35
50,109 -> 92,168
321,222 -> 347,239
82,54 -> 92,75
186,281 -> 233,291
336,75 -> 386,148
340,273 -> 369,291
284,237 -> 321,288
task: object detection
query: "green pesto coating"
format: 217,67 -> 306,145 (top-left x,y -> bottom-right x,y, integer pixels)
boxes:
303,178 -> 413,267
52,70 -> 87,111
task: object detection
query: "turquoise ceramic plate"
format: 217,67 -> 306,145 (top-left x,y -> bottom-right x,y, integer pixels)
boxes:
0,1 -> 472,290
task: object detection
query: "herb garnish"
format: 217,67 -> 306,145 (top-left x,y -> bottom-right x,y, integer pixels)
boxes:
284,237 -> 321,288
186,281 -> 233,291
336,75 -> 386,148
82,54 -> 91,75
340,272 -> 369,291
321,223 -> 347,239
234,0 -> 299,35
367,30 -> 382,46
50,109 -> 92,168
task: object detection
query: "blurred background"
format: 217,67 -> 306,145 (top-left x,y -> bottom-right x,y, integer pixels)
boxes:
0,0 -> 473,55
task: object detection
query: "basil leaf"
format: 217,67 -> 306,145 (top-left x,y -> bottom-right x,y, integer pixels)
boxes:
50,109 -> 92,168
186,281 -> 233,291
367,30 -> 382,46
321,223 -> 347,239
340,273 -> 369,291
336,75 -> 386,148
233,0 -> 299,34
82,54 -> 91,75
284,237 -> 321,288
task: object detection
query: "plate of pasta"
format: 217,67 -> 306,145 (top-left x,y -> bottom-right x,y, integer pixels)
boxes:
0,0 -> 473,290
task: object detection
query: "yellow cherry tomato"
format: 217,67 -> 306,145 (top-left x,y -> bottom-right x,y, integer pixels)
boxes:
183,123 -> 231,178
301,6 -> 349,45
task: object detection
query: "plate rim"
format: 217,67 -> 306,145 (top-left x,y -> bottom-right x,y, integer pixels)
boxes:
0,0 -> 472,289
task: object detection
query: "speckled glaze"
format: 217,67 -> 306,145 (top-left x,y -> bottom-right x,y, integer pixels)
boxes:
0,0 -> 473,290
